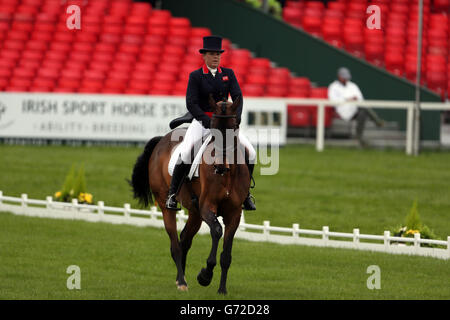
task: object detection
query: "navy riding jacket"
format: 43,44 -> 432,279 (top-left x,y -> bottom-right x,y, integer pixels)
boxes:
186,64 -> 243,129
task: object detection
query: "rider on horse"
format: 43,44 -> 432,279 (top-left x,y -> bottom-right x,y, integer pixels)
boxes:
165,35 -> 256,211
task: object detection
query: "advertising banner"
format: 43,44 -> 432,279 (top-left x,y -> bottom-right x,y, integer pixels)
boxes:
0,93 -> 286,145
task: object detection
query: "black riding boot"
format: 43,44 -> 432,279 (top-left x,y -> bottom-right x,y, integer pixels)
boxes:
165,158 -> 190,210
242,163 -> 256,211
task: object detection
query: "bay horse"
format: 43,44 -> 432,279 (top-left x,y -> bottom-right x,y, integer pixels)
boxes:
129,96 -> 250,294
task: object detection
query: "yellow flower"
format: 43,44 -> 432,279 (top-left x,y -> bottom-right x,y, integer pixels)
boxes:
406,229 -> 420,235
84,193 -> 93,204
78,192 -> 93,204
54,191 -> 62,198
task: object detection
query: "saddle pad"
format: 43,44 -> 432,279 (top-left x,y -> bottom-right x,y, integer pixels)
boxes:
168,134 -> 213,179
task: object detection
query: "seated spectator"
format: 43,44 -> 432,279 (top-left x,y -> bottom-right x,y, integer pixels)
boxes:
328,67 -> 385,147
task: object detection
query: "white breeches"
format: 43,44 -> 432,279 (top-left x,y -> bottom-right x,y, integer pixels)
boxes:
178,119 -> 256,164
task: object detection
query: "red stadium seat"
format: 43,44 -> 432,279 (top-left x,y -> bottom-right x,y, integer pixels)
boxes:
5,86 -> 29,92
283,7 -> 302,27
242,84 -> 264,97
287,88 -> 310,98
287,106 -> 312,127
130,2 -> 152,17
13,67 -> 35,79
144,33 -> 164,44
129,79 -> 151,91
265,86 -> 288,97
190,27 -> 211,38
0,69 -> 12,78
125,87 -> 148,95
290,77 -> 311,90
246,73 -> 267,86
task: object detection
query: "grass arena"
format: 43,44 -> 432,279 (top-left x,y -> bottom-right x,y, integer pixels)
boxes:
1,144 -> 449,299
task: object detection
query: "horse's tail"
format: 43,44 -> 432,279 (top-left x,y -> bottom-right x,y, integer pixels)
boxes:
129,136 -> 163,208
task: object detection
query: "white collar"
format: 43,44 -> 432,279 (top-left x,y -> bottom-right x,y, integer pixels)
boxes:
207,66 -> 217,75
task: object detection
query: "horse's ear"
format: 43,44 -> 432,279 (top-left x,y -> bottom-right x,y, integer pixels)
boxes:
231,95 -> 241,112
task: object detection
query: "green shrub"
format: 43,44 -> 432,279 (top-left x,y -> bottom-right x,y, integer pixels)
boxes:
54,164 -> 93,204
388,200 -> 441,248
72,163 -> 86,197
59,164 -> 76,202
405,200 -> 421,230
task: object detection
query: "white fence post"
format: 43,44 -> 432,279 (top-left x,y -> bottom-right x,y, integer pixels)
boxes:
98,201 -> 104,218
447,236 -> 450,258
384,231 -> 391,251
21,194 -> 28,208
353,228 -> 360,248
46,196 -> 53,209
414,233 -> 421,253
124,203 -> 131,221
316,103 -> 325,152
240,211 -> 246,231
177,209 -> 185,225
322,226 -> 329,245
71,198 -> 78,212
0,190 -> 3,204
263,221 -> 270,238
150,206 -> 157,221
292,223 -> 299,238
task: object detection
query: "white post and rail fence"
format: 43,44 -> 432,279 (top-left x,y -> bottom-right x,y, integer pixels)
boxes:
1,191 -> 448,260
283,98 -> 450,155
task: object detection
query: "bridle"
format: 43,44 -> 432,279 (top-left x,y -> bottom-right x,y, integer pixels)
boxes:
211,102 -> 239,175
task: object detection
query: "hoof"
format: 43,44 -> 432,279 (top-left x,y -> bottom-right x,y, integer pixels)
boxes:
177,284 -> 188,292
218,288 -> 227,295
197,268 -> 213,287
175,276 -> 187,286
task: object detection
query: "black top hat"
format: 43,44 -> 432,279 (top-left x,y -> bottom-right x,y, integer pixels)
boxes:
199,36 -> 225,54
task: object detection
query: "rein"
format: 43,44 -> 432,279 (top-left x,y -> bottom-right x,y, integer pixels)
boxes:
211,114 -> 237,119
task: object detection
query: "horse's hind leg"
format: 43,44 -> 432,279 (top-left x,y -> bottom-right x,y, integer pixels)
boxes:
197,205 -> 222,287
156,195 -> 188,291
218,210 -> 241,295
179,210 -> 202,274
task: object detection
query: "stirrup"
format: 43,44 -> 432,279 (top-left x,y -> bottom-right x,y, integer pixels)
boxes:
166,193 -> 181,210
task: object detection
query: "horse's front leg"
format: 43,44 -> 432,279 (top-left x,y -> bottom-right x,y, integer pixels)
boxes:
179,210 -> 202,274
218,210 -> 241,295
156,195 -> 188,291
197,205 -> 222,287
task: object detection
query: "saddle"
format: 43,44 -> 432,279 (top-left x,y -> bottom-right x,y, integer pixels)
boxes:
168,134 -> 213,180
169,111 -> 194,129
